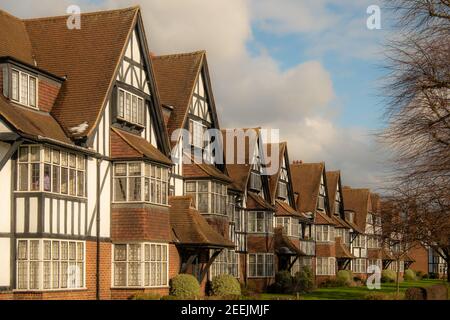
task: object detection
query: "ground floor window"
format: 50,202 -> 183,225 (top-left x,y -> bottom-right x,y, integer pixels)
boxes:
388,260 -> 404,273
248,253 -> 274,278
16,239 -> 85,291
113,243 -> 168,288
210,250 -> 239,279
316,257 -> 336,276
352,258 -> 367,274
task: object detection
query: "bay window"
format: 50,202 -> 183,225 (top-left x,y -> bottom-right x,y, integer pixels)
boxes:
248,253 -> 274,278
316,257 -> 336,276
16,239 -> 85,291
315,225 -> 335,242
113,243 -> 168,288
117,88 -> 145,126
17,146 -> 86,197
11,69 -> 37,108
210,250 -> 239,279
353,235 -> 367,248
113,162 -> 169,205
276,217 -> 300,237
335,228 -> 350,245
367,236 -> 382,249
185,180 -> 227,215
368,259 -> 382,270
248,211 -> 273,233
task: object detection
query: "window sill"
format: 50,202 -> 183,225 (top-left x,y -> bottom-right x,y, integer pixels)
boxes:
13,287 -> 87,293
14,191 -> 87,200
112,201 -> 170,208
111,286 -> 169,290
247,276 -> 274,279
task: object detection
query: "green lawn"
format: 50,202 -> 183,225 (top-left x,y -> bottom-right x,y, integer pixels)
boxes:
258,279 -> 448,300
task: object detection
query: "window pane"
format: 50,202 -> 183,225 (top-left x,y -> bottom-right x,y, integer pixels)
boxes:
129,163 -> 141,176
44,164 -> 51,191
61,152 -> 68,166
30,146 -> 40,162
29,77 -> 36,107
132,96 -> 137,123
114,178 -> 127,201
69,169 -> 76,195
129,177 -> 141,201
125,93 -> 131,121
30,163 -> 40,191
186,182 -> 196,192
52,166 -> 60,193
18,163 -> 28,191
77,171 -> 84,196
61,168 -> 68,194
20,73 -> 28,105
19,146 -> 28,162
198,181 -> 208,192
69,154 -> 76,168
12,70 -> 19,101
114,245 -> 127,261
115,163 -> 127,176
138,99 -> 144,125
118,90 -> 124,118
77,156 -> 85,170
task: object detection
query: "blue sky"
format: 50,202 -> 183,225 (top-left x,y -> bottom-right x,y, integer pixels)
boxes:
0,0 -> 394,189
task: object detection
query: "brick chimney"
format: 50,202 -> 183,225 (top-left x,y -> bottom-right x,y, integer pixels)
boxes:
292,160 -> 303,165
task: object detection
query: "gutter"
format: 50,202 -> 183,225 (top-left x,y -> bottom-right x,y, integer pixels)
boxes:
96,158 -> 101,300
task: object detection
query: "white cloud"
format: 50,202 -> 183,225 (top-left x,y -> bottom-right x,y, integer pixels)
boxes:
0,0 -> 388,189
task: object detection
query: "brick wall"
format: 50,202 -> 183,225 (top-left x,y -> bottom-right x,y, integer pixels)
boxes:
247,234 -> 274,253
316,242 -> 336,257
38,77 -> 61,112
409,243 -> 429,274
0,240 -> 111,300
111,204 -> 171,242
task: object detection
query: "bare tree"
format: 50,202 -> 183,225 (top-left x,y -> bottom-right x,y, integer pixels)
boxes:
381,0 -> 450,281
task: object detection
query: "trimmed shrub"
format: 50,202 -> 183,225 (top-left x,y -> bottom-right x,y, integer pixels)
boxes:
169,274 -> 201,299
292,266 -> 315,293
404,269 -> 417,281
210,274 -> 241,297
428,272 -> 439,279
416,271 -> 424,279
336,270 -> 353,286
364,292 -> 399,300
381,270 -> 396,283
131,293 -> 161,300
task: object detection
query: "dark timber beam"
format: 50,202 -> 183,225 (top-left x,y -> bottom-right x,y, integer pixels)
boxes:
0,139 -> 22,171
198,249 -> 222,283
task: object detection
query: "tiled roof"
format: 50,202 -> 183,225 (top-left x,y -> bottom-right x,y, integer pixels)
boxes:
274,228 -> 306,256
315,211 -> 336,225
152,51 -> 204,146
0,9 -> 34,64
335,237 -> 355,259
169,196 -> 234,248
290,162 -> 325,215
0,95 -> 72,144
326,171 -> 340,214
22,7 -> 140,139
367,248 -> 383,260
342,187 -> 372,232
183,163 -> 232,183
382,248 -> 395,261
110,127 -> 172,166
247,191 -> 275,211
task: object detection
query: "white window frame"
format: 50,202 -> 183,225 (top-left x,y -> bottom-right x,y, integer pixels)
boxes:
16,145 -> 86,198
185,180 -> 227,215
113,162 -> 169,205
248,253 -> 274,278
15,239 -> 86,291
117,88 -> 145,126
210,249 -> 239,279
247,211 -> 274,234
189,119 -> 206,149
112,243 -> 169,288
11,68 -> 38,109
315,225 -> 335,242
316,257 -> 336,276
352,258 -> 367,274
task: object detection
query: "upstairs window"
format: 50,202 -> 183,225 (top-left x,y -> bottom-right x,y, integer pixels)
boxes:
334,188 -> 341,215
185,180 -> 227,215
117,88 -> 145,126
16,146 -> 86,197
248,211 -> 273,233
113,162 -> 169,205
11,69 -> 37,108
189,119 -> 206,149
249,171 -> 262,191
317,176 -> 326,211
276,217 -> 300,237
277,181 -> 288,199
315,225 -> 335,242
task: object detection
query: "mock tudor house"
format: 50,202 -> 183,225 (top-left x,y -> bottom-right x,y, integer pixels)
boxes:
290,162 -> 338,283
325,171 -> 355,272
222,128 -> 276,291
266,143 -> 315,276
0,7 -> 178,299
151,51 -> 236,289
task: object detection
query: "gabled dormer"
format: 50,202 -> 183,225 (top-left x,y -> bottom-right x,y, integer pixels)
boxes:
1,57 -> 64,113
